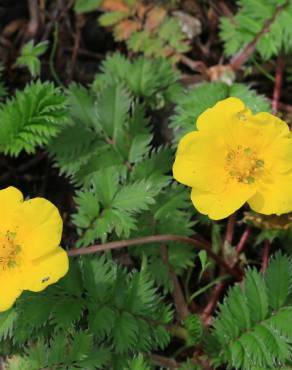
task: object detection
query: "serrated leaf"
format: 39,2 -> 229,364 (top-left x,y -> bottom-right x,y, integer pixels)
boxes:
48,332 -> 67,367
230,83 -> 271,113
265,252 -> 291,310
69,331 -> 93,362
95,83 -> 131,141
91,166 -> 120,206
124,354 -> 151,370
245,269 -> 268,323
89,305 -> 116,337
0,81 -> 68,155
128,134 -> 152,162
112,181 -> 155,212
78,347 -> 111,369
99,11 -> 129,26
0,309 -> 17,340
113,311 -> 138,353
74,0 -> 102,13
68,83 -> 97,128
16,41 -> 48,77
51,298 -> 84,329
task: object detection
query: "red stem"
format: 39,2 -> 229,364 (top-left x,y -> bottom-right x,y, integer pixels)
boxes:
201,282 -> 226,325
160,245 -> 190,320
225,213 -> 236,245
236,226 -> 251,255
261,240 -> 270,273
230,1 -> 289,70
68,234 -> 242,280
272,54 -> 285,114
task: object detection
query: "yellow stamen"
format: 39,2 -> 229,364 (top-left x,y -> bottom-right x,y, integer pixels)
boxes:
0,231 -> 21,270
225,146 -> 264,184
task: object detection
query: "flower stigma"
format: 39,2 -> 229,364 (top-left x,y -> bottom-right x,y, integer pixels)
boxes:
0,231 -> 21,270
225,145 -> 264,184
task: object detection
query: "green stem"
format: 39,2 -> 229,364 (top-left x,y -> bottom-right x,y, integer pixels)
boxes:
49,23 -> 65,88
188,275 -> 228,303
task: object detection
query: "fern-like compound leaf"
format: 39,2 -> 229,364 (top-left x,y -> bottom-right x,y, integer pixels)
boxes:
0,81 -> 68,155
208,253 -> 292,369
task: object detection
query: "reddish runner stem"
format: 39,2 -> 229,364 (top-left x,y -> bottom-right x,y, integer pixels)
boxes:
68,234 -> 242,280
201,282 -> 226,325
261,240 -> 270,273
230,1 -> 289,70
236,226 -> 251,255
160,245 -> 190,320
272,54 -> 285,114
148,354 -> 179,368
225,213 -> 236,245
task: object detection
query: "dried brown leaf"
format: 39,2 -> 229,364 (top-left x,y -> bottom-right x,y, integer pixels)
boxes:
101,0 -> 129,13
114,19 -> 141,41
144,6 -> 167,32
207,65 -> 235,85
244,212 -> 292,230
136,3 -> 152,19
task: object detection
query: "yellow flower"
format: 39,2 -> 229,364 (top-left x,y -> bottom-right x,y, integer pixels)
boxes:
173,97 -> 292,220
0,187 -> 68,311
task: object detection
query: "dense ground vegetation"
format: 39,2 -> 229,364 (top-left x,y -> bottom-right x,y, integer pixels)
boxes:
0,0 -> 292,369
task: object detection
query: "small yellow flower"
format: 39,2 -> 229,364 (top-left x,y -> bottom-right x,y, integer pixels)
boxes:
0,187 -> 68,311
173,97 -> 292,220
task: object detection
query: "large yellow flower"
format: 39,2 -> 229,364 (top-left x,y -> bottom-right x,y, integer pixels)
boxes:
0,187 -> 68,311
173,97 -> 292,220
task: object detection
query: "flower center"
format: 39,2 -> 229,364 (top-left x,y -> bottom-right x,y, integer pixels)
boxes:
0,231 -> 21,270
225,145 -> 264,184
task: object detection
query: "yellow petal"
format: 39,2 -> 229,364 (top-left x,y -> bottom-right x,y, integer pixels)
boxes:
16,197 -> 63,260
248,173 -> 292,215
0,272 -> 22,312
196,97 -> 248,132
191,183 -> 256,220
173,131 -> 226,192
0,187 -> 23,232
249,112 -> 292,173
22,247 -> 69,292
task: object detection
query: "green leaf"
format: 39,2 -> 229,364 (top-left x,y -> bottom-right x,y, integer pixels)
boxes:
78,347 -> 111,369
74,191 -> 100,221
95,83 -> 131,141
48,332 -> 67,366
0,309 -> 17,340
24,340 -> 48,369
198,250 -> 211,280
16,40 -> 48,77
51,298 -> 84,329
171,82 -> 228,141
171,81 -> 272,144
0,80 -> 68,155
220,0 -> 292,60
89,305 -> 116,337
91,166 -> 120,206
127,57 -> 157,97
128,134 -> 152,163
124,354 -> 151,370
112,181 -> 156,213
6,356 -> 32,370
183,314 -> 203,346
69,331 -> 93,362
74,0 -> 102,13
265,252 -> 292,310
82,256 -> 116,301
68,83 -> 97,128
209,256 -> 292,369
230,83 -> 271,113
99,11 -> 129,27
113,312 -> 139,353
245,268 -> 268,323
